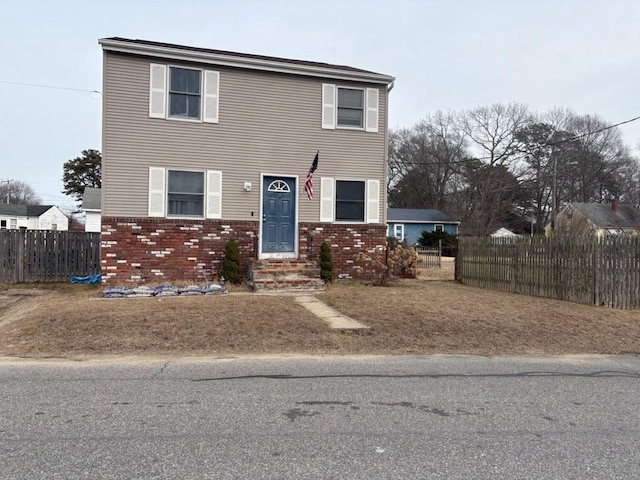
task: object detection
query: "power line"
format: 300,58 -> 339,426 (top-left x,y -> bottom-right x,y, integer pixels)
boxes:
543,115 -> 640,148
0,80 -> 100,95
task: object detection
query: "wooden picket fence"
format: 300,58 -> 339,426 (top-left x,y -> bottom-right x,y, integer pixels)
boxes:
416,242 -> 442,267
457,236 -> 640,309
0,230 -> 101,283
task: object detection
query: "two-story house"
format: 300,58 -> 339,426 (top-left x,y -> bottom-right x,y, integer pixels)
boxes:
98,37 -> 394,286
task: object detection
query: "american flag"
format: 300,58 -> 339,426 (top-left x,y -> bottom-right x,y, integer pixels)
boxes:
305,151 -> 319,200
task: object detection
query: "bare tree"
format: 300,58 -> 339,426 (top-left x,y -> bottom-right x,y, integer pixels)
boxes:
458,102 -> 532,168
0,180 -> 41,205
539,109 -> 628,204
514,121 -> 577,233
448,162 -> 523,235
388,103 -> 636,236
388,111 -> 466,210
614,150 -> 640,207
562,113 -> 628,203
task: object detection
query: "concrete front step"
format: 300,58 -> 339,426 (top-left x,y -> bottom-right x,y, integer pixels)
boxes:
248,259 -> 325,292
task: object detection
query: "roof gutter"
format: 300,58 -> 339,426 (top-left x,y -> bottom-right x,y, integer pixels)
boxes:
99,38 -> 396,86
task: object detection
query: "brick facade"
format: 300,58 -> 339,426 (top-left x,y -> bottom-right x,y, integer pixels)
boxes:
101,217 -> 388,284
299,223 -> 388,279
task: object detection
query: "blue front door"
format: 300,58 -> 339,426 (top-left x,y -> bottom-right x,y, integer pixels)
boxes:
262,176 -> 296,254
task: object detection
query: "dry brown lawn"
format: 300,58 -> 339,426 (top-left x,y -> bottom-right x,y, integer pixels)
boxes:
1,267 -> 639,358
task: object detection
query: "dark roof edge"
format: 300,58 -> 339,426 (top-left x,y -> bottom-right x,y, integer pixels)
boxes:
99,37 -> 395,85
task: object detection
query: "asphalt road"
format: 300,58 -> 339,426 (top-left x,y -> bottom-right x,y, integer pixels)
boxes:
1,355 -> 639,480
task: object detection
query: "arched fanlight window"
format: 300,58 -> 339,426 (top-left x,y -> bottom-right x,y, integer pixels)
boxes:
268,180 -> 290,192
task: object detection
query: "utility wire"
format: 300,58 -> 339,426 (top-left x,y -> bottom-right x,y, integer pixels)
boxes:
542,115 -> 640,148
390,115 -> 640,167
0,80 -> 100,95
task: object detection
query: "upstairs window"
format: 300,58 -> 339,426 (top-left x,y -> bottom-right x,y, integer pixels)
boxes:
322,84 -> 379,132
337,88 -> 364,128
169,67 -> 201,119
149,64 -> 219,123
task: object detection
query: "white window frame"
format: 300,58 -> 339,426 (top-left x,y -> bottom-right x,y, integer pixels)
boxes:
168,66 -> 203,121
0,219 -> 6,229
336,87 -> 365,129
319,177 -> 380,224
434,224 -> 444,233
149,64 -> 219,124
393,224 -> 404,241
321,84 -> 379,132
166,169 -> 206,218
9,218 -> 17,229
334,179 -> 366,222
148,167 -> 222,219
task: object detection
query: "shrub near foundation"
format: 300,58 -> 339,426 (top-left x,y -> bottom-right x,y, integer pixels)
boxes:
389,244 -> 418,278
320,241 -> 334,283
219,239 -> 242,284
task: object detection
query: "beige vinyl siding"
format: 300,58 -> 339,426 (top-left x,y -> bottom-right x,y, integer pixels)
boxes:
103,52 -> 388,223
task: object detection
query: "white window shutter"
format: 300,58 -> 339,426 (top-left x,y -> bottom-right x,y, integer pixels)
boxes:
148,167 -> 166,217
322,84 -> 336,129
365,88 -> 379,133
366,179 -> 380,223
203,70 -> 220,124
320,177 -> 334,222
206,170 -> 222,219
149,64 -> 167,119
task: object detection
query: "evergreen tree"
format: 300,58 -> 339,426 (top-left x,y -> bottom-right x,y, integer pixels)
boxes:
220,239 -> 242,284
319,241 -> 333,283
62,149 -> 102,202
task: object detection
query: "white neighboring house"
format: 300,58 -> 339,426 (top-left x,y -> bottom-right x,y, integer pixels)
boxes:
490,227 -> 518,238
81,187 -> 101,233
0,204 -> 69,231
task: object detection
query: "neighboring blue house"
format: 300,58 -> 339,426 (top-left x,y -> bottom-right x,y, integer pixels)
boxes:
387,208 -> 459,245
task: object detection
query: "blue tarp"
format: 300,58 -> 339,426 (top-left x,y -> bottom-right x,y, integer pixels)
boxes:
70,274 -> 102,284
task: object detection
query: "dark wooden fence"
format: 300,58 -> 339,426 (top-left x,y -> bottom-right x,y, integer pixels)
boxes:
457,236 -> 640,309
0,230 -> 101,283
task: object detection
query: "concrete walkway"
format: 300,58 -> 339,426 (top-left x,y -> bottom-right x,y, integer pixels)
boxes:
294,296 -> 369,330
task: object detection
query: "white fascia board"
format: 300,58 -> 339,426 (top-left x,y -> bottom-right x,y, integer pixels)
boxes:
99,38 -> 395,86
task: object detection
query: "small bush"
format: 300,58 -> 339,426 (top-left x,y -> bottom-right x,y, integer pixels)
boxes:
319,241 -> 333,283
219,239 -> 242,284
353,248 -> 389,286
388,244 -> 418,278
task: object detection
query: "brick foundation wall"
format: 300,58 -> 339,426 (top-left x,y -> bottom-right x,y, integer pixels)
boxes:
101,217 -> 387,284
300,223 -> 388,279
101,217 -> 258,285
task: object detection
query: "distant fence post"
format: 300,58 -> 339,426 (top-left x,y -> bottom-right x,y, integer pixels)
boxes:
17,228 -> 26,283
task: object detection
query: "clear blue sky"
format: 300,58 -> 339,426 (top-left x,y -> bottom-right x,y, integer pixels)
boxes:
2,0 -> 640,212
